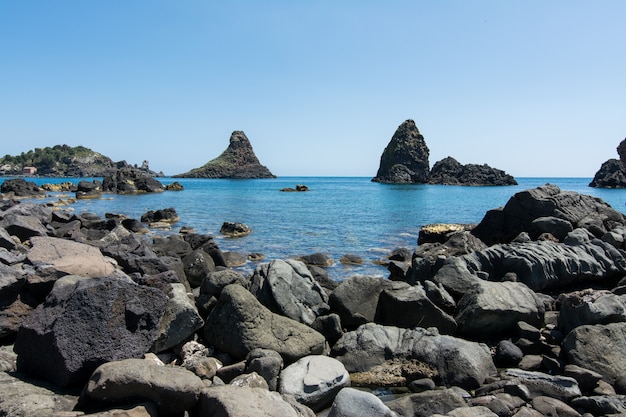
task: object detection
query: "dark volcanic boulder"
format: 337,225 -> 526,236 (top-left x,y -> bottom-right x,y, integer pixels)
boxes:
428,156 -> 517,186
0,178 -> 46,198
432,238 -> 626,293
102,166 -> 165,194
372,119 -> 430,184
203,284 -> 326,362
472,184 -> 626,245
14,275 -> 168,387
590,138 -> 626,188
174,130 -> 276,179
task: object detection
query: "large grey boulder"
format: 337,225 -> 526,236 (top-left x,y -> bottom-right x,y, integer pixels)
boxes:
331,323 -> 496,389
27,236 -> 118,278
557,289 -> 626,334
0,371 -> 79,417
455,280 -> 544,338
203,284 -> 326,362
329,275 -> 397,329
376,281 -> 457,334
182,248 -> 216,287
372,119 -> 430,184
249,259 -> 329,326
432,238 -> 626,293
1,212 -> 49,242
14,275 -> 168,387
472,184 -> 626,245
82,358 -> 204,415
327,387 -> 397,417
196,386 -> 311,416
152,283 -> 204,353
386,388 -> 468,417
279,355 -> 350,411
563,322 -> 626,384
502,369 -> 582,402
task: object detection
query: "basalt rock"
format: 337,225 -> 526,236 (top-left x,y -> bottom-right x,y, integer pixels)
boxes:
472,184 -> 626,245
102,166 -> 165,194
14,275 -> 168,387
174,130 -> 276,179
590,138 -> 626,188
372,119 -> 430,184
429,156 -> 517,186
0,178 -> 46,198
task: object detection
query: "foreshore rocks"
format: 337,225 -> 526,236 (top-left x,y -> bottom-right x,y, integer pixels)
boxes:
2,183 -> 626,415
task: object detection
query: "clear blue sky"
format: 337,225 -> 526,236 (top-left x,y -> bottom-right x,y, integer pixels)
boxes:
1,1 -> 624,177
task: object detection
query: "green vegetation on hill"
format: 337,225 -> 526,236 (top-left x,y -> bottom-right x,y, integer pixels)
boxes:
0,144 -> 116,177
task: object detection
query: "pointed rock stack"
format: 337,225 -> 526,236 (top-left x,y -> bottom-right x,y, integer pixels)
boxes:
175,131 -> 276,179
589,137 -> 626,188
372,119 -> 430,184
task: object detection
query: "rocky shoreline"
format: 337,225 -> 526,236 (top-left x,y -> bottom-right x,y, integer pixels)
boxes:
1,184 -> 626,416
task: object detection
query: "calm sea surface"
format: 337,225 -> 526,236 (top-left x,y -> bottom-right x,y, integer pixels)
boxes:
5,177 -> 626,281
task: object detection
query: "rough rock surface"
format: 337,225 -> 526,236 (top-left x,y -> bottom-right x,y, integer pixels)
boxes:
0,371 -> 79,417
174,130 -> 276,178
472,184 -> 626,245
102,166 -> 165,194
331,323 -> 496,389
82,358 -> 204,415
249,259 -> 329,326
429,156 -> 517,186
0,178 -> 46,198
203,284 -> 326,362
562,322 -> 626,384
27,236 -> 117,278
432,238 -> 626,293
327,387 -> 397,417
279,355 -> 350,411
196,386 -> 312,417
590,138 -> 626,188
372,119 -> 430,183
14,275 -> 168,387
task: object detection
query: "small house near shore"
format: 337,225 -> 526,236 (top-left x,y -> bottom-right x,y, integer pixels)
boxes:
22,166 -> 37,175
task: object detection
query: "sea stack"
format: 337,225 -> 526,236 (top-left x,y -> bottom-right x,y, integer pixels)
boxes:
372,119 -> 430,183
589,138 -> 626,188
175,131 -> 276,179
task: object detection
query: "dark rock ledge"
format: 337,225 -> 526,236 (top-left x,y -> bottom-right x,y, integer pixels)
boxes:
1,183 -> 626,416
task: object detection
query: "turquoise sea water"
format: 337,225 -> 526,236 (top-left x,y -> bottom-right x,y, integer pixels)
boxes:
5,177 -> 626,281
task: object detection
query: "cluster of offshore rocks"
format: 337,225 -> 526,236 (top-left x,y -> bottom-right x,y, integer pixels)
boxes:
2,183 -> 626,416
372,120 -> 517,186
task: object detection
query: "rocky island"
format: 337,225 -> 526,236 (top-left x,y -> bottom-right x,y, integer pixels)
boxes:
372,120 -> 517,186
0,144 -> 163,178
589,138 -> 626,188
174,131 -> 276,179
1,181 -> 626,415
